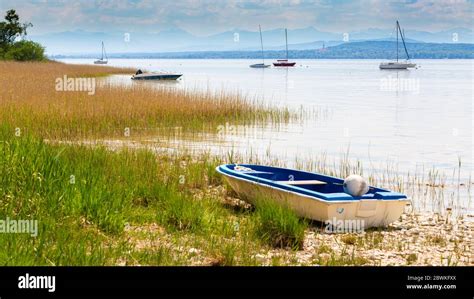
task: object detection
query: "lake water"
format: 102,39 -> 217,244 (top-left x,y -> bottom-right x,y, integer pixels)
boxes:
59,58 -> 473,214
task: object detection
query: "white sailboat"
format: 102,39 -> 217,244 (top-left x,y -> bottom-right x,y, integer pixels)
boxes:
379,21 -> 416,70
94,41 -> 108,65
250,25 -> 270,68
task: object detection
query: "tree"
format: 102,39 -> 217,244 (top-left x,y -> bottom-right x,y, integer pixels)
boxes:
4,40 -> 45,61
0,9 -> 45,61
0,9 -> 32,49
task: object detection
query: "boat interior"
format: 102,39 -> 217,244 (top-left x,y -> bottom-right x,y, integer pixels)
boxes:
228,164 -> 390,197
238,169 -> 351,194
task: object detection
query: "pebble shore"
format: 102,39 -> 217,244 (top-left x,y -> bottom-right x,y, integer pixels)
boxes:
256,212 -> 473,266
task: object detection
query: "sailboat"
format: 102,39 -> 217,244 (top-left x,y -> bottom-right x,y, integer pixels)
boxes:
273,28 -> 296,67
379,21 -> 416,70
250,25 -> 270,68
94,41 -> 108,65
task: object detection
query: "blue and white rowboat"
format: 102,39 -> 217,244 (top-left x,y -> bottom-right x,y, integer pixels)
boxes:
217,164 -> 409,228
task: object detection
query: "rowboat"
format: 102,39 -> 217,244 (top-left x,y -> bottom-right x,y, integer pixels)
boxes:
217,164 -> 409,228
131,72 -> 182,80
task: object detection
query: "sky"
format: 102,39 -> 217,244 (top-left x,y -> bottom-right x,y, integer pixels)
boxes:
0,0 -> 472,36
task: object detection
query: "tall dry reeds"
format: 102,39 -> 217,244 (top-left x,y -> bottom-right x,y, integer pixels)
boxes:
0,61 -> 291,139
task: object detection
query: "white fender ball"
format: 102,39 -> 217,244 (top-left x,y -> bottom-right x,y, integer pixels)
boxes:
343,175 -> 369,197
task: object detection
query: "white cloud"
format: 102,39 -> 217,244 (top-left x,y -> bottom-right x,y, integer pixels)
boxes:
0,0 -> 471,34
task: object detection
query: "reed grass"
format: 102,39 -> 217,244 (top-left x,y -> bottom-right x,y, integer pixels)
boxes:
0,61 -> 292,139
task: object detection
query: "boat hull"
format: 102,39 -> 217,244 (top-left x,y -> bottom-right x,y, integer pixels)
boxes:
379,62 -> 416,69
273,62 -> 296,67
94,60 -> 108,65
218,165 -> 408,228
250,63 -> 270,68
131,74 -> 182,80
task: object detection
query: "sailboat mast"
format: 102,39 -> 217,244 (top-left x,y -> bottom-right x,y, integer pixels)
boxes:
101,41 -> 104,60
259,25 -> 265,64
398,22 -> 410,60
285,28 -> 289,60
396,21 -> 399,62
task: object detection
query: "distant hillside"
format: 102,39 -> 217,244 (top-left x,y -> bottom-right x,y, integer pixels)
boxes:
34,26 -> 473,55
313,41 -> 474,59
52,41 -> 474,59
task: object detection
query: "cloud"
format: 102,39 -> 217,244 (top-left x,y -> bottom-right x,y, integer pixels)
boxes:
0,0 -> 472,35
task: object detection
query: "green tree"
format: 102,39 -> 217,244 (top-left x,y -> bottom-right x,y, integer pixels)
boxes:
0,9 -> 45,61
4,40 -> 45,61
0,9 -> 31,49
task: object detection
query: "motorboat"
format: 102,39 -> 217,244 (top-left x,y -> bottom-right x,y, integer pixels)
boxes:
131,70 -> 182,80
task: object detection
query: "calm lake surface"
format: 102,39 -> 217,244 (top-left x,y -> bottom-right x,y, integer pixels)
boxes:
59,58 -> 473,214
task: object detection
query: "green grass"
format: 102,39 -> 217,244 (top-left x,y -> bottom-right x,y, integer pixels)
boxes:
127,246 -> 186,266
0,125 -> 193,264
251,198 -> 307,250
2,125 -> 468,266
3,120 -> 465,266
0,125 -> 309,265
158,191 -> 206,232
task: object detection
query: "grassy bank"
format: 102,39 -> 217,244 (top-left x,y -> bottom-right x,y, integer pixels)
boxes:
2,129 -> 471,266
0,126 -> 312,265
0,61 -> 292,139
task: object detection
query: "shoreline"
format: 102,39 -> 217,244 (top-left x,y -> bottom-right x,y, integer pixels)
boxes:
120,185 -> 473,266
271,212 -> 473,266
220,187 -> 474,266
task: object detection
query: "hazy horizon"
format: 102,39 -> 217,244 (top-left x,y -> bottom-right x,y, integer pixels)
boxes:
29,24 -> 474,39
2,0 -> 472,54
2,0 -> 472,36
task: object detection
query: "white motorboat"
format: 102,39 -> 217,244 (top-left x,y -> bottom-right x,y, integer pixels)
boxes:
131,70 -> 182,80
